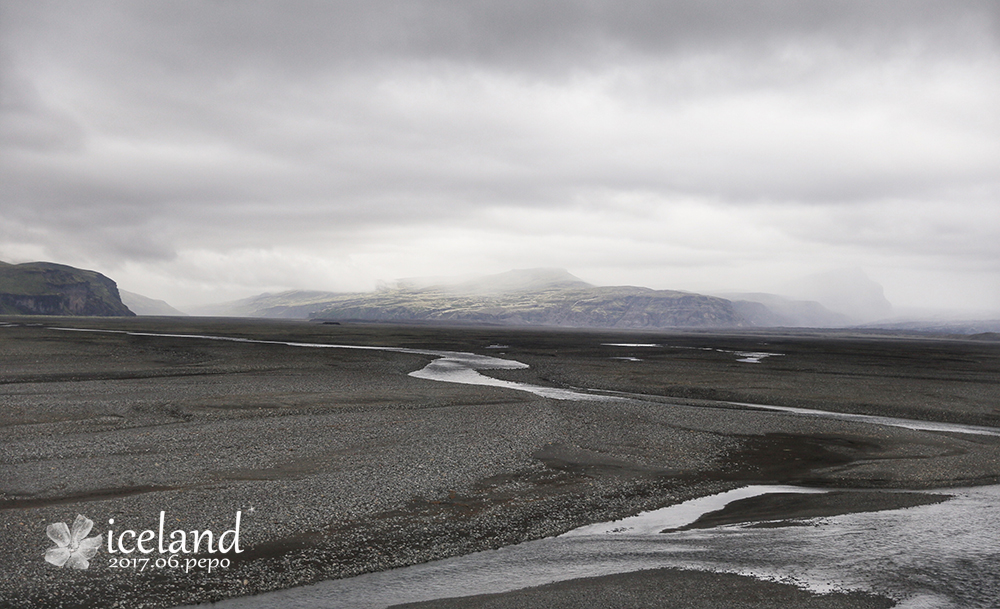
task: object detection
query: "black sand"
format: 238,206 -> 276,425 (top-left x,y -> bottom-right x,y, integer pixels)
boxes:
2,317 -> 999,608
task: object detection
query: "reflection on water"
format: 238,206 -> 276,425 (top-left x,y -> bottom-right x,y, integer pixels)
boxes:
563,485 -> 828,536
195,485 -> 1000,609
407,353 -> 607,401
678,485 -> 1000,609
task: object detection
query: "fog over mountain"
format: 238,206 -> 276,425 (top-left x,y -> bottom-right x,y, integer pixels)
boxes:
188,290 -> 347,318
119,290 -> 187,316
777,268 -> 893,323
2,2 -> 998,313
191,267 -> 901,330
719,293 -> 851,328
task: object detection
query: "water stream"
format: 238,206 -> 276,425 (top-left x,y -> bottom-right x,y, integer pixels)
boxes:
49,327 -> 608,401
25,326 -> 1000,607
198,484 -> 1000,609
45,326 -> 1000,436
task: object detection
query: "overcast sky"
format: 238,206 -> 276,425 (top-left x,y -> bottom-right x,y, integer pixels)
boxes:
2,1 -> 998,312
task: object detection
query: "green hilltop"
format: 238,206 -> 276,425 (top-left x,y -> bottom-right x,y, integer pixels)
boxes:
0,261 -> 134,316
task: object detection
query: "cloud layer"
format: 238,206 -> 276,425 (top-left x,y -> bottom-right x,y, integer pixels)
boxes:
2,1 -> 998,311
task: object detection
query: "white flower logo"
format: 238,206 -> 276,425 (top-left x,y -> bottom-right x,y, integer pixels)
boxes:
44,514 -> 102,569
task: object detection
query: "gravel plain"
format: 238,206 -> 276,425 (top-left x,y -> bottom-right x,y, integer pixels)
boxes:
2,317 -> 999,608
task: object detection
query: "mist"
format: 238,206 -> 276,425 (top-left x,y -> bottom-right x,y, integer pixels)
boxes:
2,1 -> 998,313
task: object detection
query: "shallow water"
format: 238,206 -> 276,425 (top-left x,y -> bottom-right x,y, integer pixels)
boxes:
195,484 -> 1000,609
563,485 -> 828,536
727,401 -> 1000,437
603,342 -> 785,364
49,327 -> 609,401
46,327 -> 1000,434
35,326 -> 1000,607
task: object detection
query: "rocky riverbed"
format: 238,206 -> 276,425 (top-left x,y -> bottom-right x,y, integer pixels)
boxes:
2,317 -> 999,608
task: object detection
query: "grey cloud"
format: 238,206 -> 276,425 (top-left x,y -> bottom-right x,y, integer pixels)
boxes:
5,1 -> 996,77
1,1 -> 998,310
0,64 -> 84,153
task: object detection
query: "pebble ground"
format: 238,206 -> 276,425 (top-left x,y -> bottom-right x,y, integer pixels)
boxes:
2,317 -> 998,608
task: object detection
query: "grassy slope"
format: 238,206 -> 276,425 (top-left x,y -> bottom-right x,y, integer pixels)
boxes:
0,261 -> 133,316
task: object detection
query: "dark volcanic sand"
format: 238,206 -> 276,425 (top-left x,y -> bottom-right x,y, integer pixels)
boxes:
2,317 -> 1000,608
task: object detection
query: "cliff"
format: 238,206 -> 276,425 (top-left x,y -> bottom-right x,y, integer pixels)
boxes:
0,261 -> 135,316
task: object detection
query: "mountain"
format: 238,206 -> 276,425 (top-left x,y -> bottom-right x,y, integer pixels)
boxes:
119,290 -> 187,316
188,269 -> 591,320
0,261 -> 134,316
187,290 -> 347,318
720,292 -> 852,328
393,268 -> 592,294
311,269 -> 747,328
188,267 -> 896,330
779,268 -> 893,323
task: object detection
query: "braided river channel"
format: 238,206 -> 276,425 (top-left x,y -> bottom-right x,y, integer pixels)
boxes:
53,329 -> 999,609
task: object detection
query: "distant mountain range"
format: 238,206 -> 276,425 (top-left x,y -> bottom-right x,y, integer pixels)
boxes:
0,261 -> 134,316
0,261 -> 919,330
720,292 -> 851,328
191,268 -> 858,329
186,290 -> 349,318
311,268 -> 747,328
119,290 -> 187,316
777,268 -> 893,323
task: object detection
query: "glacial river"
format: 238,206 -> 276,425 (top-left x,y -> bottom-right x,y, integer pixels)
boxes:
42,327 -> 1000,608
202,484 -> 1000,609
